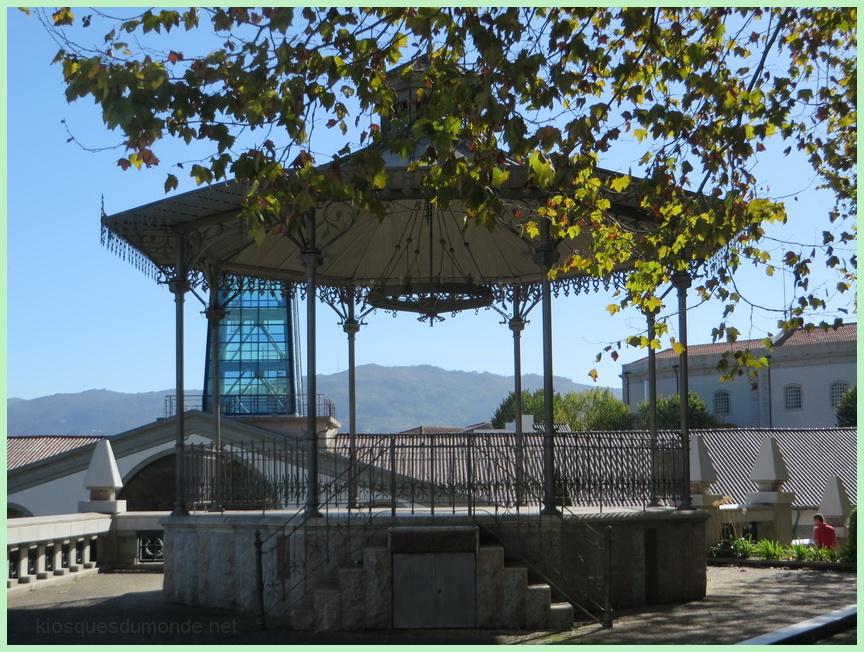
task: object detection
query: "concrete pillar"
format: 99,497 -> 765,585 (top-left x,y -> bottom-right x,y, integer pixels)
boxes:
53,542 -> 66,575
35,544 -> 48,580
818,475 -> 853,541
81,538 -> 96,569
745,437 -> 794,543
79,440 -> 127,514
16,547 -> 31,583
689,434 -> 723,545
69,538 -> 82,572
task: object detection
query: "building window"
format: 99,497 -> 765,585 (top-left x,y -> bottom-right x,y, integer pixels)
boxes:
784,384 -> 803,410
830,382 -> 849,408
713,390 -> 731,415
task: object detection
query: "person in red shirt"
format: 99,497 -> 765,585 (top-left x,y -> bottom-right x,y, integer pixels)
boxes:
812,513 -> 837,549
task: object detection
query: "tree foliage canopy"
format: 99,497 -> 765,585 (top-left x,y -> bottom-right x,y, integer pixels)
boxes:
35,7 -> 856,367
635,391 -> 726,429
491,389 -> 566,430
491,388 -> 634,431
835,384 -> 856,427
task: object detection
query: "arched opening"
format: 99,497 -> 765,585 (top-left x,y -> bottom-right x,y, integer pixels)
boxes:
7,503 -> 33,518
120,450 -> 272,510
119,454 -> 176,511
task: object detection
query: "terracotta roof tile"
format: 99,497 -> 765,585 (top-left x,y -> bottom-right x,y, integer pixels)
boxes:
6,435 -> 105,471
774,322 -> 858,347
654,338 -> 765,359
644,323 -> 857,361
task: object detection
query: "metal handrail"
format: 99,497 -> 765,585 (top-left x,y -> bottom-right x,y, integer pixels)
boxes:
182,432 -> 686,629
254,442 -> 395,628
466,439 -> 612,626
183,431 -> 685,512
164,393 -> 337,419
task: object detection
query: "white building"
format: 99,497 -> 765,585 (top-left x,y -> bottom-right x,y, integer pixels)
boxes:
621,323 -> 857,427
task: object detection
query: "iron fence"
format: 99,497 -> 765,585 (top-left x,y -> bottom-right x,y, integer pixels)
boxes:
164,393 -> 337,419
182,430 -> 684,510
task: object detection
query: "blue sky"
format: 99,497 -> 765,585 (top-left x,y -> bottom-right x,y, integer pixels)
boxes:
5,8 -> 855,400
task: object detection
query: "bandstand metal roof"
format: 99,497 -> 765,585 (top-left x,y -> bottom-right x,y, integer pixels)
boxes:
102,53 -> 657,297
102,165 -> 653,296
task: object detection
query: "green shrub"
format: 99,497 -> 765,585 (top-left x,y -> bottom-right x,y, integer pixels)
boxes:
840,507 -> 857,563
789,543 -> 816,562
816,546 -> 839,562
835,385 -> 856,426
709,537 -> 753,559
753,539 -> 786,560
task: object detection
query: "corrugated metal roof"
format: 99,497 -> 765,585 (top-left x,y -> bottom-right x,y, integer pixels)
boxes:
334,427 -> 856,509
698,428 -> 857,507
7,435 -> 105,471
398,426 -> 473,434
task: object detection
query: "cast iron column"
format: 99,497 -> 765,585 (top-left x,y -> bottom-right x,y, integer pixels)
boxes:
302,212 -> 323,519
672,271 -> 694,510
535,219 -> 560,516
509,307 -> 526,507
205,279 -> 227,510
645,308 -> 660,506
343,306 -> 361,509
170,234 -> 190,516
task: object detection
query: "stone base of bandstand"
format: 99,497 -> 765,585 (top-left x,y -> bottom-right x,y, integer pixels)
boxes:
161,507 -> 709,630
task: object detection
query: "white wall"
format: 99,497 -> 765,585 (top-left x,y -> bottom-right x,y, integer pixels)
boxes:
8,434 -> 213,517
622,341 -> 856,428
769,360 -> 856,428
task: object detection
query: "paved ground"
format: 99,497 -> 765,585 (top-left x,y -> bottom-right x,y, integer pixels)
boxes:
6,565 -> 856,645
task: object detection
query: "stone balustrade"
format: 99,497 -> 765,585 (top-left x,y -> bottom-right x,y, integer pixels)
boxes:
6,512 -> 174,588
6,513 -> 112,586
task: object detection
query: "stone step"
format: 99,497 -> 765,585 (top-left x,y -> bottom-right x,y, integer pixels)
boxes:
547,602 -> 574,631
501,566 -> 528,628
313,584 -> 340,631
290,603 -> 315,631
477,545 -> 505,627
363,546 -> 391,630
338,566 -> 366,630
296,542 -> 568,633
525,583 -> 551,630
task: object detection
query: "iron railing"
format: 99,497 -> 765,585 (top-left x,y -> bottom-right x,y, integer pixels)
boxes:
164,393 -> 337,419
182,430 -> 685,511
236,432 -> 632,629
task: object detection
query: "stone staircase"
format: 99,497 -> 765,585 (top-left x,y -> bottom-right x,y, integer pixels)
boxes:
290,542 -> 573,632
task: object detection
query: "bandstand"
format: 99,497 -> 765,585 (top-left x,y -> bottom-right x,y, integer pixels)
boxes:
100,60 -> 710,631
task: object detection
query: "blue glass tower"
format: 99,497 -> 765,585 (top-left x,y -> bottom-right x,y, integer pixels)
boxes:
203,288 -> 302,415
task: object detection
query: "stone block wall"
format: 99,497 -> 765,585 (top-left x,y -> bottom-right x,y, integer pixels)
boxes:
161,508 -> 710,626
486,509 -> 709,610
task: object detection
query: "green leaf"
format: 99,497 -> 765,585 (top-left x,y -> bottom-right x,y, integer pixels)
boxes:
52,7 -> 74,25
610,174 -> 631,192
528,151 -> 554,189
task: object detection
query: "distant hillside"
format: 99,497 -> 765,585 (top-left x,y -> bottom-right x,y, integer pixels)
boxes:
5,389 -> 186,436
6,365 -> 620,436
316,364 -> 618,432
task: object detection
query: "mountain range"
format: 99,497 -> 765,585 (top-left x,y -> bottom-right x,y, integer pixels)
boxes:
6,364 -> 620,436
